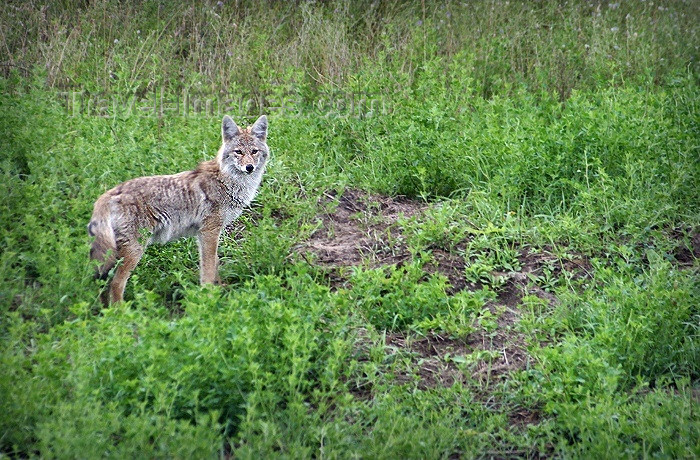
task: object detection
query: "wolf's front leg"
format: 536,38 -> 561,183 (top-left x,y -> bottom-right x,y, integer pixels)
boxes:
197,218 -> 223,284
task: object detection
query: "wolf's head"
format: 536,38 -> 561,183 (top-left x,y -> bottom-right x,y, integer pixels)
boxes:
218,115 -> 268,176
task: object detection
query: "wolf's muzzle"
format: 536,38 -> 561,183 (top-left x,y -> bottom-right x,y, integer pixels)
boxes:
246,164 -> 254,173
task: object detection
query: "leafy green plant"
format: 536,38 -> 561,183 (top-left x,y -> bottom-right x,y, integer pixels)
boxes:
411,288 -> 494,338
347,258 -> 450,330
402,200 -> 471,251
464,256 -> 507,289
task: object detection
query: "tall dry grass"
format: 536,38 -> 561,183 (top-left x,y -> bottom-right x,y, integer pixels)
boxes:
1,0 -> 697,100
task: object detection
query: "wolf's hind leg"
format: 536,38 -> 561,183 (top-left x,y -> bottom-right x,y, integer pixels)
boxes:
109,241 -> 144,303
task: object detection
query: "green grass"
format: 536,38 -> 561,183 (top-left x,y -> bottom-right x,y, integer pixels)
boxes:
1,0 -> 699,457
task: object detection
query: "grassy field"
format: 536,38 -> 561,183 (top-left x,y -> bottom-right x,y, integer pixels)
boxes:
1,0 -> 699,457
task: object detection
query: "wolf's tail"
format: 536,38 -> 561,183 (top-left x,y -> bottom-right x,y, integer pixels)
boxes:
88,201 -> 117,280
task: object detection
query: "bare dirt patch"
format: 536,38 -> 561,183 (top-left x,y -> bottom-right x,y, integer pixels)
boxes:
385,325 -> 530,390
303,189 -> 588,419
670,228 -> 700,267
299,189 -> 473,293
299,188 -> 425,271
516,247 -> 592,281
424,248 -> 471,294
383,284 -> 532,391
299,189 -> 590,298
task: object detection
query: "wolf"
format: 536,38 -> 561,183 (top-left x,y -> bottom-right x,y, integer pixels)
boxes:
88,115 -> 269,304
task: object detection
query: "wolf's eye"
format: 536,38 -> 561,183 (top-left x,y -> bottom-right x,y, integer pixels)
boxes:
234,150 -> 243,156
251,149 -> 259,155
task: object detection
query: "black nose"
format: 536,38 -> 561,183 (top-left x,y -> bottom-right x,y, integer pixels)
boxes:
245,164 -> 254,173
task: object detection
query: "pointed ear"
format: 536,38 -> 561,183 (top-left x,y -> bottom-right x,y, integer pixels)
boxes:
222,115 -> 239,142
250,115 -> 268,141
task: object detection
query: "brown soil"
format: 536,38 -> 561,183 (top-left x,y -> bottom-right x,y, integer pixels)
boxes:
425,248 -> 472,294
298,188 -> 425,271
385,315 -> 530,390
